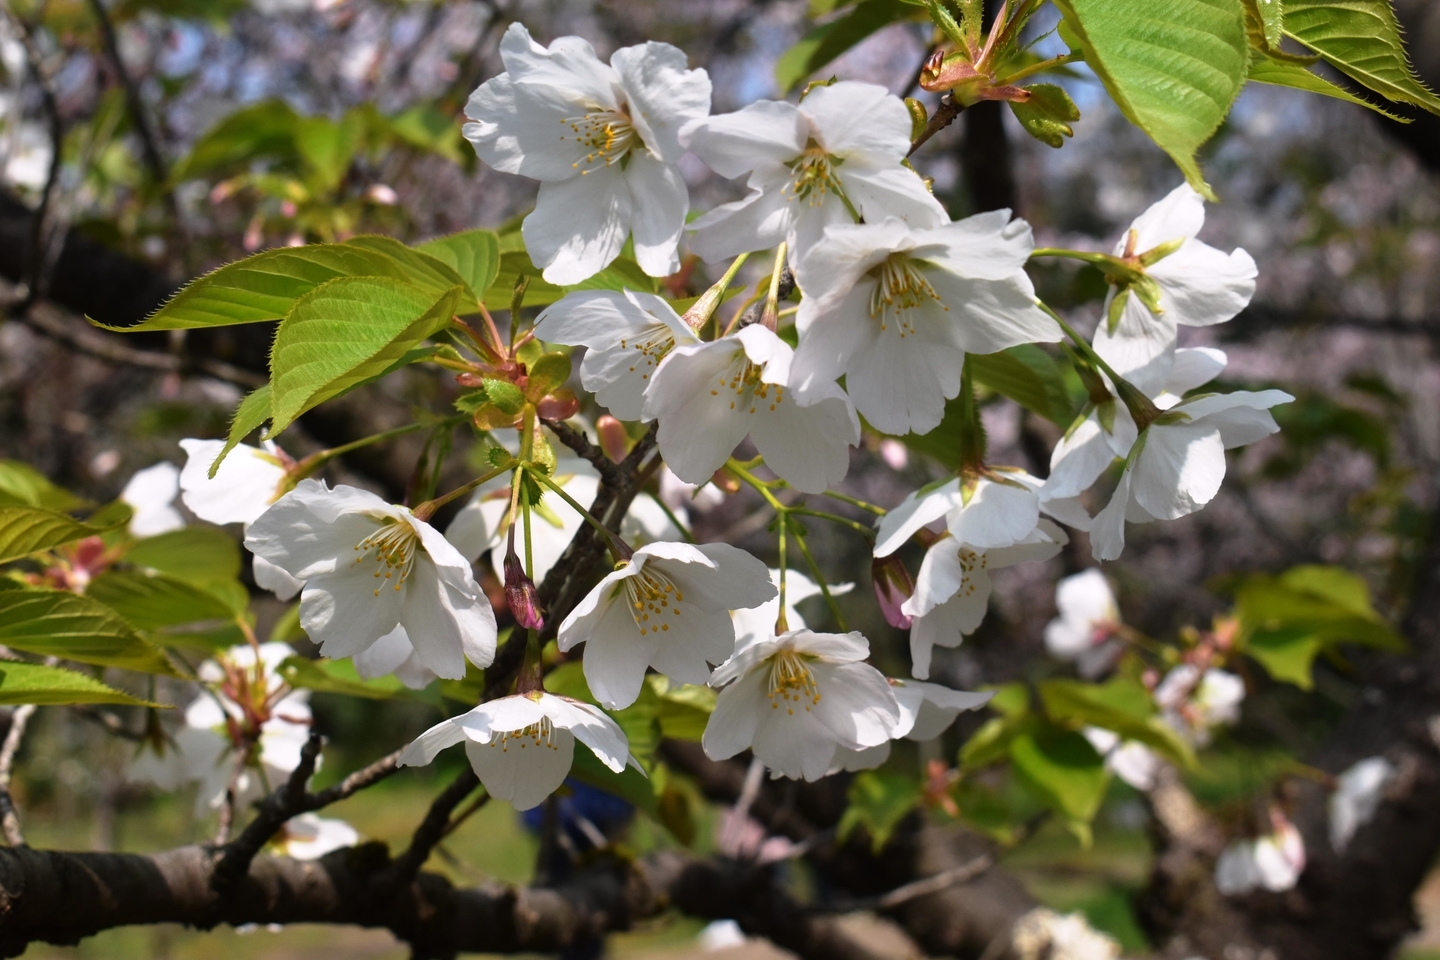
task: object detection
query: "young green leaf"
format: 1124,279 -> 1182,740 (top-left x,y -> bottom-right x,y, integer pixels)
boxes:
1052,0 -> 1248,199
1009,728 -> 1109,841
1249,50 -> 1406,119
0,590 -> 180,676
1010,83 -> 1082,148
278,656 -> 409,701
417,230 -> 502,304
210,384 -> 273,476
267,278 -> 464,435
1039,677 -> 1196,768
1282,0 -> 1440,114
0,660 -> 164,707
87,570 -> 243,631
338,236 -> 475,301
0,507 -> 124,565
0,461 -> 83,512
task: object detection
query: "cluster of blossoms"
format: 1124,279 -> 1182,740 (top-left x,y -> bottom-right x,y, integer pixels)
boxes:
146,22 -> 1296,817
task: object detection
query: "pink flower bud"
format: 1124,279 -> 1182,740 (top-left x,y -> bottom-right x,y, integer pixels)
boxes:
503,549 -> 545,631
871,554 -> 914,630
596,414 -> 629,463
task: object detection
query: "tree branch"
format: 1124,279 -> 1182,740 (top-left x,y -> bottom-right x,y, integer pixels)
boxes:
0,705 -> 36,848
381,767 -> 479,889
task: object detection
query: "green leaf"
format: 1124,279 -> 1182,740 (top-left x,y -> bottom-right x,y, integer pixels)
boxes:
837,770 -> 922,853
87,569 -> 241,631
1009,728 -> 1109,839
483,237 -> 660,312
0,461 -> 82,512
0,507 -> 123,565
776,0 -> 917,93
482,379 -> 526,416
1246,0 -> 1284,47
0,590 -> 179,675
569,740 -> 656,816
649,676 -> 715,742
294,113 -> 363,192
386,104 -> 470,165
337,236 -> 475,302
1248,50 -> 1406,119
1245,626 -> 1324,688
1010,83 -> 1082,148
268,279 -> 464,434
1040,677 -> 1196,767
417,230 -> 502,304
524,352 -> 573,399
1052,0 -> 1249,198
1282,0 -> 1440,114
126,528 -> 242,586
278,656 -> 410,701
211,385 -> 273,475
971,345 -> 1077,425
0,660 -> 163,707
172,100 -> 300,181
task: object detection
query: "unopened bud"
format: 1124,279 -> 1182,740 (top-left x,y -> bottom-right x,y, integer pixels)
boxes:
536,389 -> 579,421
596,414 -> 629,462
503,549 -> 545,631
871,554 -> 915,630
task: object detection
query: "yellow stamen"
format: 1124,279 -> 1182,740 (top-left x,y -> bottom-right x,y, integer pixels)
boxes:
354,519 -> 419,597
868,252 -> 946,337
489,715 -> 561,753
768,648 -> 821,715
561,108 -> 638,174
625,566 -> 685,636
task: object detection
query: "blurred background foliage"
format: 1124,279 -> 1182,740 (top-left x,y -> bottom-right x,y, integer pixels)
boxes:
5,0 -> 1440,956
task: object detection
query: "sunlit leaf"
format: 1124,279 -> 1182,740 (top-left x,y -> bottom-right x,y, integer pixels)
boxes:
1283,0 -> 1440,114
0,590 -> 180,676
0,660 -> 163,707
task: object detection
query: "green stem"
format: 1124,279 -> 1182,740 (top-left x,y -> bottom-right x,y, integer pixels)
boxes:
789,507 -> 876,541
682,252 -> 750,332
761,241 -> 788,332
292,420 -> 445,483
526,467 -> 633,561
411,463 -> 511,522
775,516 -> 790,634
957,358 -> 986,473
1036,299 -> 1162,429
819,489 -> 887,516
791,529 -> 847,631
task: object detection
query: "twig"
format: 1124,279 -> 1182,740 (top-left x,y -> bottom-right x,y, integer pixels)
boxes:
383,766 -> 479,888
545,418 -> 617,479
307,747 -> 403,808
212,732 -> 324,886
826,853 -> 994,912
213,740 -> 253,846
0,704 -> 37,847
83,0 -> 167,188
907,92 -> 963,157
16,301 -> 266,388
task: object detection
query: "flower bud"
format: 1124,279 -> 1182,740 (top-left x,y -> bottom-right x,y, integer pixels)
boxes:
503,549 -> 545,631
596,414 -> 629,462
871,554 -> 915,630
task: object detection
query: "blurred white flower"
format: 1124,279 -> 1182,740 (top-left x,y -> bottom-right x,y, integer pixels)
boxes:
178,439 -> 287,527
730,568 -> 854,650
1329,755 -> 1394,852
275,813 -> 359,860
1044,569 -> 1122,678
1155,665 -> 1245,746
121,462 -> 184,537
1082,727 -> 1161,792
1215,809 -> 1305,895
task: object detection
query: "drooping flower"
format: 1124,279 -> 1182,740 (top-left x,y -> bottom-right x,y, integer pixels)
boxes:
464,23 -> 712,284
179,438 -> 303,601
398,691 -> 637,811
642,325 -> 860,494
1040,347 -> 1228,517
1090,390 -> 1292,561
245,480 -> 497,679
875,468 -> 1076,559
1044,569 -> 1123,677
789,214 -> 1060,436
903,520 -> 1067,679
121,462 -> 184,537
533,290 -> 701,421
1093,184 -> 1257,396
274,813 -> 360,860
129,642 -> 314,814
351,625 -> 442,691
703,628 -> 900,781
680,80 -> 947,262
557,541 -> 776,709
1329,755 -> 1395,852
1215,808 -> 1305,896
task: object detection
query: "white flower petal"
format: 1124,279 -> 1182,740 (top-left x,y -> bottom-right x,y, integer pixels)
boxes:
1093,293 -> 1178,399
465,728 -> 574,810
398,717 -> 468,767
1151,243 -> 1256,328
122,462 -> 184,537
252,554 -> 304,601
702,667 -> 768,761
874,479 -> 961,558
680,99 -> 804,178
800,81 -> 911,159
610,41 -> 711,162
524,165 -> 633,285
625,151 -> 687,278
1132,421 -> 1226,521
179,439 -> 286,526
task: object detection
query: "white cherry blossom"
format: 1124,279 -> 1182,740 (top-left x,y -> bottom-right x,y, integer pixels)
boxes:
704,628 -> 899,781
464,23 -> 711,284
1082,727 -> 1161,792
789,214 -> 1059,436
276,814 -> 360,860
1093,184 -> 1257,396
904,520 -> 1067,679
1090,390 -> 1293,561
245,480 -> 497,679
1155,665 -> 1245,746
1040,347 -> 1228,516
731,568 -> 854,651
557,540 -> 775,709
659,465 -> 725,515
875,468 -> 1082,559
533,290 -> 701,421
1329,755 -> 1394,852
643,325 -> 860,493
1045,569 -> 1123,677
828,677 -> 993,773
179,438 -> 303,601
121,462 -> 184,537
398,691 -> 637,811
1215,809 -> 1305,895
680,80 -> 946,262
